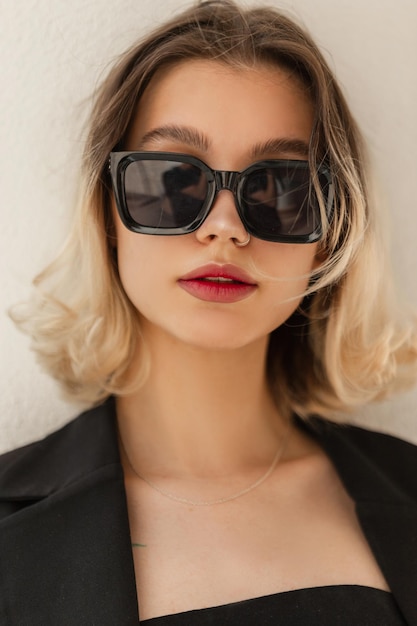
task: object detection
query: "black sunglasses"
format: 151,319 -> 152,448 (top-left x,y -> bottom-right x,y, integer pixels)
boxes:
109,151 -> 333,243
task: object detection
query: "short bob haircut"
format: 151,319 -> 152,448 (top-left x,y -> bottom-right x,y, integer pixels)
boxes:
13,0 -> 417,419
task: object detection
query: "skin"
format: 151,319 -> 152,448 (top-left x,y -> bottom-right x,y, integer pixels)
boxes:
115,60 -> 319,352
114,60 -> 389,620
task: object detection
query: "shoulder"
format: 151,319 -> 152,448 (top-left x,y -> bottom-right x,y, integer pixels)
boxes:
301,417 -> 417,504
0,398 -> 119,505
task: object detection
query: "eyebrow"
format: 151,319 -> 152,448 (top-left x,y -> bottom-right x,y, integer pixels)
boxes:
136,125 -> 210,152
136,124 -> 309,160
250,138 -> 309,160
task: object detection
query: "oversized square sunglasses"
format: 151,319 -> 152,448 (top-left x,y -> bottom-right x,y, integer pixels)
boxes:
109,152 -> 334,243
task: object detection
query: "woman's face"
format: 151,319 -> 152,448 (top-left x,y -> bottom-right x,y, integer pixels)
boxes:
113,59 -> 320,350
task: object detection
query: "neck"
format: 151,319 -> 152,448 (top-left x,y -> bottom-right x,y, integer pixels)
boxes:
116,329 -> 287,478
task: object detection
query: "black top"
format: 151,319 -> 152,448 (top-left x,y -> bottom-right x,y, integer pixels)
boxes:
0,399 -> 416,625
141,585 -> 406,625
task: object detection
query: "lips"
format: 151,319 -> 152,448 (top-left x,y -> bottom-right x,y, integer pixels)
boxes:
178,263 -> 257,303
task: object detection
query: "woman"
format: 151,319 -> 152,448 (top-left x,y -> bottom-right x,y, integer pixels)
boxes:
2,1 -> 417,624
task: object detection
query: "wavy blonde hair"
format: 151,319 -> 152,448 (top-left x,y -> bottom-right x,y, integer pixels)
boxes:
12,0 -> 417,418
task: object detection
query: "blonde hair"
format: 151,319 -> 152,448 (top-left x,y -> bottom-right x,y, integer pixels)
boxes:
12,0 -> 417,418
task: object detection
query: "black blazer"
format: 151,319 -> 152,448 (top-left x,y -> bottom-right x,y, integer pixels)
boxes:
0,398 -> 416,625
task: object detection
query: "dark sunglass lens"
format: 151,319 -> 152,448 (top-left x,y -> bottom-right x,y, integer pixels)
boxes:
124,160 -> 208,228
241,163 -> 322,239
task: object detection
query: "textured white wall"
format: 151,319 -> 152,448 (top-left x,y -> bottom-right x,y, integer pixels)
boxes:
1,0 -> 416,453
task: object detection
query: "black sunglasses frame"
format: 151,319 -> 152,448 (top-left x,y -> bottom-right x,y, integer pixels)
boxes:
109,151 -> 334,244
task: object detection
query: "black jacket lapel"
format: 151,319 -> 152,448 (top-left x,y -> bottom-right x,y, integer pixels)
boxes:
302,418 -> 417,625
0,401 -> 139,625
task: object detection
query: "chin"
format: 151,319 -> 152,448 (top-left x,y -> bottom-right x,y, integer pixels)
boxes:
142,316 -> 273,353
180,333 -> 260,352
136,300 -> 297,352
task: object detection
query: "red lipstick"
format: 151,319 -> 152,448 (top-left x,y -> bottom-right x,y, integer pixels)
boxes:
178,264 -> 257,303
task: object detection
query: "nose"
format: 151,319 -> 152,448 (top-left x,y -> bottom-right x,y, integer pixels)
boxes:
194,175 -> 249,245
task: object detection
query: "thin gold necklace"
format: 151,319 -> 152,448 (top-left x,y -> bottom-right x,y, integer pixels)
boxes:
122,423 -> 291,507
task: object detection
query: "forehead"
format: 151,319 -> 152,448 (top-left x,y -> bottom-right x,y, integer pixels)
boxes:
126,59 -> 314,164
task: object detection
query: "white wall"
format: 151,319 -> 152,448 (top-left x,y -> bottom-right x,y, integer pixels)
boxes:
1,0 -> 417,453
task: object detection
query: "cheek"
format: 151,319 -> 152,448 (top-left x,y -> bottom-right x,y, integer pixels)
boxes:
114,225 -> 176,324
253,242 -> 319,282
257,244 -> 319,311
116,233 -> 154,294
112,210 -> 149,304
285,243 -> 320,272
